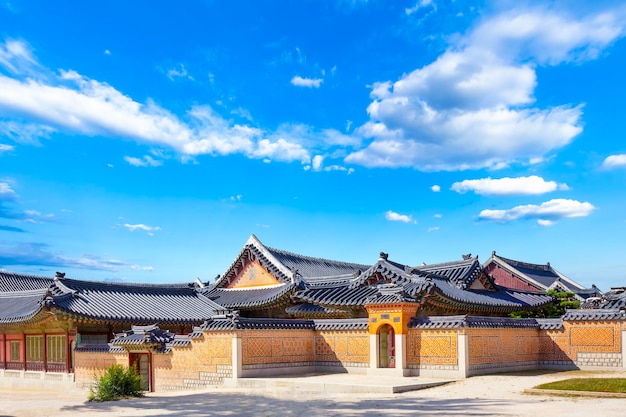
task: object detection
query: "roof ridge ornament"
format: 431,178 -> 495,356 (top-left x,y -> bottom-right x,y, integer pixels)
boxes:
379,252 -> 388,261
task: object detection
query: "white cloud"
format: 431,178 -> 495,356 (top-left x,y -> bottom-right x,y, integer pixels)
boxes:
104,49 -> 111,55
0,144 -> 13,152
0,121 -> 55,144
312,155 -> 324,171
0,44 -> 319,165
385,210 -> 414,223
431,185 -> 441,192
0,242 -> 143,271
23,209 -> 55,223
123,223 -> 161,236
124,155 -> 162,167
166,63 -> 194,81
345,8 -> 624,171
537,219 -> 554,227
478,198 -> 595,224
427,226 -> 439,232
451,176 -> 569,196
601,154 -> 626,169
0,38 -> 37,74
291,75 -> 323,88
130,264 -> 154,271
0,181 -> 16,200
230,194 -> 242,201
406,0 -> 435,15
434,213 -> 442,218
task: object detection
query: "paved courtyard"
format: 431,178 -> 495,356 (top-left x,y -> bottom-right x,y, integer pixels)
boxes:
2,370 -> 626,417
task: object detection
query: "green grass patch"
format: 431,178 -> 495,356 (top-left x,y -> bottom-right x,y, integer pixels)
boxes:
535,378 -> 626,393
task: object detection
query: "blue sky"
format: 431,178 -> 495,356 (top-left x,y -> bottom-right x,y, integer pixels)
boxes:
1,0 -> 625,289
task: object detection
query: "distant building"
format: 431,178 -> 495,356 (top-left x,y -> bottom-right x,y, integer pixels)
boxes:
483,251 -> 601,301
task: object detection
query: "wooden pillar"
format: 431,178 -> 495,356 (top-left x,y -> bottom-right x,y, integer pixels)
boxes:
66,330 -> 71,373
43,333 -> 48,372
0,334 -> 5,369
21,333 -> 26,370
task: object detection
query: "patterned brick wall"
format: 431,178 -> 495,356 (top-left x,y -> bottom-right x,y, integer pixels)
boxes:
74,351 -> 127,389
315,330 -> 369,367
242,329 -> 315,369
468,328 -> 538,370
407,329 -> 459,370
153,332 -> 233,391
539,321 -> 622,367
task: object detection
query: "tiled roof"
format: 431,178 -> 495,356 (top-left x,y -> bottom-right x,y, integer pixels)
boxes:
487,253 -> 586,292
580,288 -> 625,310
313,318 -> 369,330
427,277 -> 553,310
417,257 -> 484,290
74,343 -> 126,353
409,315 -> 564,329
265,246 -> 369,278
214,235 -> 369,289
293,258 -> 553,313
48,277 -> 227,324
204,283 -> 297,309
0,289 -> 48,323
562,308 -> 626,321
112,324 -> 177,345
536,318 -> 564,330
0,271 -> 53,292
285,303 -> 350,318
200,315 -> 317,331
199,314 -> 369,331
111,324 -> 192,353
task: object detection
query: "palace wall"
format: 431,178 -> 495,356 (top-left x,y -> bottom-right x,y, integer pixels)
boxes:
74,350 -> 127,389
153,332 -> 233,391
12,316 -> 626,392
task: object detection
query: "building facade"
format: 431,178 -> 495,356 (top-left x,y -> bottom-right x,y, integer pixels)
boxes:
1,235 -> 624,392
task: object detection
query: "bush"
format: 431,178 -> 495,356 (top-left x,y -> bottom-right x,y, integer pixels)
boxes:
88,364 -> 144,402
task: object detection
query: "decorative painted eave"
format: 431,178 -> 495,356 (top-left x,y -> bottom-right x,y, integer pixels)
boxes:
214,235 -> 295,288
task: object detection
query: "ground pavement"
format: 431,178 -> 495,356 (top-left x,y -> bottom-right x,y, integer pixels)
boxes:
1,370 -> 625,417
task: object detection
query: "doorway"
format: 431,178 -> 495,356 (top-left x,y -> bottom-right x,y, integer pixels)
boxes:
378,324 -> 395,368
129,352 -> 151,391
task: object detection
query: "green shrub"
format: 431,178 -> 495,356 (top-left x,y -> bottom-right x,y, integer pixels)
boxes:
88,364 -> 144,402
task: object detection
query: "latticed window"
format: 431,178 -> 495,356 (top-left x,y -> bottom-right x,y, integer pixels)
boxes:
9,341 -> 20,362
26,336 -> 43,362
46,335 -> 66,363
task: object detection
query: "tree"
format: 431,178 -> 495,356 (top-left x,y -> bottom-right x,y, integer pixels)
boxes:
509,289 -> 580,319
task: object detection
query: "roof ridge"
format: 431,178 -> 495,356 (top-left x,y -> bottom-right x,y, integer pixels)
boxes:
59,277 -> 195,289
265,245 -> 370,269
419,257 -> 478,269
0,270 -> 54,280
494,254 -> 550,271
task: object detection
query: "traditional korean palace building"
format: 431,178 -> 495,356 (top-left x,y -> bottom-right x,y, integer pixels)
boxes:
1,235 -> 625,392
484,251 -> 601,301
